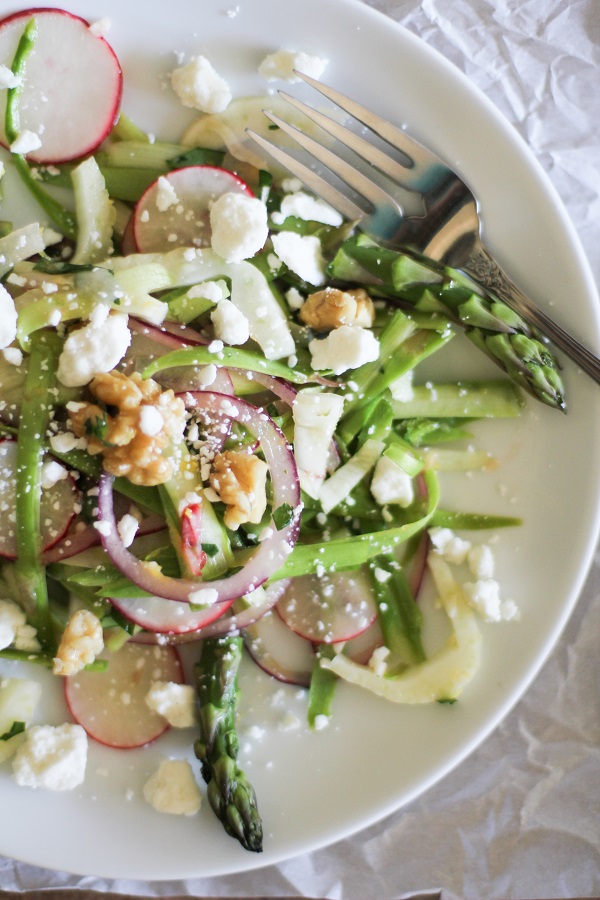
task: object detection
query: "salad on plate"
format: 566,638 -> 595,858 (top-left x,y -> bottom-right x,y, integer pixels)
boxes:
0,5 -> 566,855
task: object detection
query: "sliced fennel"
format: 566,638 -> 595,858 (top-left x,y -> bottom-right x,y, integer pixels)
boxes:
71,156 -> 116,265
321,552 -> 481,703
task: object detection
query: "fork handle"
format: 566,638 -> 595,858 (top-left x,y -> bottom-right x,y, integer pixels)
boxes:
463,242 -> 600,386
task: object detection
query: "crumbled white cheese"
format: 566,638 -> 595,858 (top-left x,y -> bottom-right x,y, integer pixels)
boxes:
210,298 -> 250,345
138,405 -> 164,436
187,280 -> 229,303
10,130 -> 42,155
117,513 -> 139,548
143,759 -> 201,815
308,325 -> 379,375
145,681 -> 196,728
429,526 -> 471,565
49,431 -> 87,454
370,456 -> 414,508
292,391 -> 345,499
313,713 -> 330,730
56,312 -> 131,387
0,285 -> 17,350
0,600 -> 39,652
170,55 -> 232,113
89,18 -> 111,37
155,175 -> 179,212
258,49 -> 328,83
0,65 -> 21,90
40,460 -> 69,490
271,232 -> 326,285
284,287 -> 305,311
12,724 -> 87,791
468,543 -> 495,580
2,346 -> 23,366
275,191 -> 343,226
368,645 -> 390,677
463,579 -> 503,622
389,370 -> 414,403
210,192 -> 268,263
188,587 -> 219,605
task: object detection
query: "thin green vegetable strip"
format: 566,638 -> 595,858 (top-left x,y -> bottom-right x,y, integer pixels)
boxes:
13,331 -> 61,647
194,636 -> 263,852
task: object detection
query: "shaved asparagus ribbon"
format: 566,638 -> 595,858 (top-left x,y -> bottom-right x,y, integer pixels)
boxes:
97,391 -> 302,604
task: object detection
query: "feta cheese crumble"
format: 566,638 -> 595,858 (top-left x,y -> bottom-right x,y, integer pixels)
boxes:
10,130 -> 42,156
271,232 -> 326,285
170,55 -> 232,113
56,312 -> 131,387
258,49 -> 328,83
145,681 -> 196,728
143,759 -> 201,815
370,456 -> 414,508
210,298 -> 250,345
210,192 -> 269,263
274,191 -> 343,226
308,325 -> 380,374
155,175 -> 179,211
12,724 -> 88,791
429,526 -> 471,565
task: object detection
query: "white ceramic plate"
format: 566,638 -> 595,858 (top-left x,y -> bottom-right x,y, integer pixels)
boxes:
0,0 -> 599,881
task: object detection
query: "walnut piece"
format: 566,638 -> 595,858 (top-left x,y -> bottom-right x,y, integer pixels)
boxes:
70,371 -> 186,486
53,609 -> 104,676
299,287 -> 374,331
209,450 -> 269,531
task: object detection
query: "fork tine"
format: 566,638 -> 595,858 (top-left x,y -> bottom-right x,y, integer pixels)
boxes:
258,109 -> 404,216
278,90 -> 416,188
295,71 -> 445,181
246,127 -> 367,221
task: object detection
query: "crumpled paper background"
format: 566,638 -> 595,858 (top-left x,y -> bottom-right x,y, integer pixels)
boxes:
2,0 -> 600,897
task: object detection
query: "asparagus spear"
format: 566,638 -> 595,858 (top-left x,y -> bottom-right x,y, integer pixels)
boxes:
329,235 -> 566,411
194,635 -> 263,853
13,330 -> 62,647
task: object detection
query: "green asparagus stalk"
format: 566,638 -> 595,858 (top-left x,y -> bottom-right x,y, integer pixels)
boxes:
194,636 -> 263,853
13,330 -> 62,647
329,235 -> 566,411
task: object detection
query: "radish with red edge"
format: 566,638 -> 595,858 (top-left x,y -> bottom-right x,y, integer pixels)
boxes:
64,641 -> 183,749
0,439 -> 80,559
276,570 -> 378,644
244,610 -> 316,687
109,591 -> 235,636
133,166 -> 253,253
335,618 -> 384,665
0,8 -> 122,163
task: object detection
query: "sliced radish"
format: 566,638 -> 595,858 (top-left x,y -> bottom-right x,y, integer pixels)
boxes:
0,8 -> 122,163
0,439 -> 80,559
132,166 -> 253,253
64,641 -> 183,748
336,618 -> 385,665
276,570 -> 378,644
108,591 -> 234,635
244,609 -> 316,687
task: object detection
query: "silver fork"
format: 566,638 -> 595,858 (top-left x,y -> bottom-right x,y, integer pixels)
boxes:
247,71 -> 600,387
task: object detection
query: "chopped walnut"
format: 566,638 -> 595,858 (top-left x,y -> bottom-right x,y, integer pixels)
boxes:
53,609 -> 104,677
209,450 -> 269,531
299,287 -> 374,331
70,371 -> 186,486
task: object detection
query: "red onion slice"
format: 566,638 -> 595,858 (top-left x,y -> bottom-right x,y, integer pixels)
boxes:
97,391 -> 302,604
129,317 -> 208,349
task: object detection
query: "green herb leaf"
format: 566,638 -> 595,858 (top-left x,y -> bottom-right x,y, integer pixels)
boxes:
272,503 -> 293,530
0,721 -> 25,741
